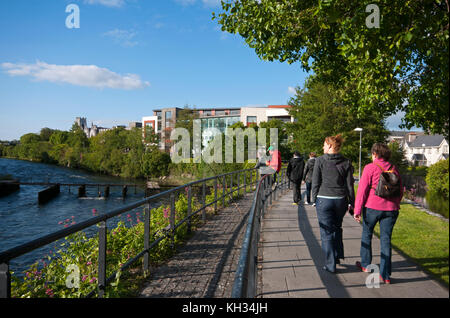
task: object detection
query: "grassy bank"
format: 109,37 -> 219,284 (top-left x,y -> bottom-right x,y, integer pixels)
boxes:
373,202 -> 449,286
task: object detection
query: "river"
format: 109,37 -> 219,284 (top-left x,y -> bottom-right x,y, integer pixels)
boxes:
0,158 -> 168,276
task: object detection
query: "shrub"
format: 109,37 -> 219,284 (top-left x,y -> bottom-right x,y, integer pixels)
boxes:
426,159 -> 449,200
426,190 -> 449,219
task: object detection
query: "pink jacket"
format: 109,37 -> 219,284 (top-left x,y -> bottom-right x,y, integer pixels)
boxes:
354,158 -> 403,216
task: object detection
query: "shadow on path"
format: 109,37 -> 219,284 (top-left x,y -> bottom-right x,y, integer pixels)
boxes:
296,201 -> 351,297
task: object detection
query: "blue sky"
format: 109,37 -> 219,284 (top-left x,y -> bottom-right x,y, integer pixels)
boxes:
0,0 -> 408,140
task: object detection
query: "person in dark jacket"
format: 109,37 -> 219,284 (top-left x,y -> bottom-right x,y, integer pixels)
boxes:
312,134 -> 355,273
287,151 -> 305,205
303,152 -> 317,205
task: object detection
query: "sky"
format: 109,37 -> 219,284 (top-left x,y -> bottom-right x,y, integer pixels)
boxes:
0,0 -> 410,141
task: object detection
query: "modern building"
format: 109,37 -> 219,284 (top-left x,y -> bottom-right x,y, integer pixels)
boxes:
142,105 -> 295,152
241,105 -> 294,126
128,122 -> 142,129
143,107 -> 242,152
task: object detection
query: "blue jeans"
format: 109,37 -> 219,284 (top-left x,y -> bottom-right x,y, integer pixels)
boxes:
360,208 -> 399,280
305,182 -> 312,204
315,197 -> 348,272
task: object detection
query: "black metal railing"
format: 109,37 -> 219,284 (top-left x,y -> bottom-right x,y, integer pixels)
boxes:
0,167 -> 260,298
231,167 -> 289,298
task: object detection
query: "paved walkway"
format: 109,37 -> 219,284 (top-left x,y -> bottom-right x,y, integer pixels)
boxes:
139,192 -> 253,298
260,189 -> 449,298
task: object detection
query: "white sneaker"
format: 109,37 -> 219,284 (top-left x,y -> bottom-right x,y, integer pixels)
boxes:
312,203 -> 316,207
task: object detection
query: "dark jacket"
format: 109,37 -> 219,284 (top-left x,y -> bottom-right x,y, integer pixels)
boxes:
287,156 -> 305,183
311,153 -> 355,206
303,158 -> 316,183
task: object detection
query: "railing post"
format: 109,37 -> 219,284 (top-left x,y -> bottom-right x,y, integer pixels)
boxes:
261,177 -> 266,216
222,175 -> 226,207
269,175 -> 273,206
143,204 -> 151,274
170,193 -> 175,248
230,174 -> 233,200
214,178 -> 218,214
273,173 -> 277,201
187,186 -> 192,235
237,172 -> 240,197
0,262 -> 11,298
202,181 -> 206,222
98,221 -> 107,298
244,171 -> 247,194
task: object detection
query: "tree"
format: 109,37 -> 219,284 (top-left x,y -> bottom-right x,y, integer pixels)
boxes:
286,80 -> 389,166
141,151 -> 171,178
388,140 -> 408,172
214,0 -> 449,137
40,128 -> 56,141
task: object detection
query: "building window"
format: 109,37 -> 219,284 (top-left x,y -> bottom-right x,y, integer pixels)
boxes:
203,110 -> 212,117
215,110 -> 226,116
247,116 -> 257,126
268,116 -> 291,123
230,110 -> 240,115
165,111 -> 172,128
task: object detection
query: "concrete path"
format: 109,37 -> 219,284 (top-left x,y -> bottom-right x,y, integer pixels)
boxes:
260,189 -> 449,298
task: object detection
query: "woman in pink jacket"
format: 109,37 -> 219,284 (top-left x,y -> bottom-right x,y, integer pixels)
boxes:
353,143 -> 403,284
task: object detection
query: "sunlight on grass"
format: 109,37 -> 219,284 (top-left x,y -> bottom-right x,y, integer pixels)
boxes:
373,203 -> 449,285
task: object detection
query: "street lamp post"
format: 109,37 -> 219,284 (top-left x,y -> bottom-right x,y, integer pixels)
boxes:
354,128 -> 363,182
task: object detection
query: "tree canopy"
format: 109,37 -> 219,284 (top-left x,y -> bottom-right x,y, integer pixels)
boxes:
214,0 -> 449,137
286,80 -> 389,167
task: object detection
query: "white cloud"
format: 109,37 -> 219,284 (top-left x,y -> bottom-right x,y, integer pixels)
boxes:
1,61 -> 150,90
84,0 -> 126,7
287,86 -> 297,95
174,0 -> 221,7
103,29 -> 138,47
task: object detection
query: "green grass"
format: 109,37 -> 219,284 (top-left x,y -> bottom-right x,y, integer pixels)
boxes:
372,202 -> 449,286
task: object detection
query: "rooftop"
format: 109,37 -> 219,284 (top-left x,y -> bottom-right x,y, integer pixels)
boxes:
408,134 -> 447,148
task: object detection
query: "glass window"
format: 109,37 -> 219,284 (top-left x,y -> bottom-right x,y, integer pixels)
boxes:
230,110 -> 240,115
247,116 -> 257,125
216,110 -> 226,116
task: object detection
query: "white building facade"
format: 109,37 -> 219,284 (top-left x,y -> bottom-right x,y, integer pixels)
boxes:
402,134 -> 449,166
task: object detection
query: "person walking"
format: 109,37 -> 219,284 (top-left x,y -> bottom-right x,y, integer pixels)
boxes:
266,145 -> 282,187
287,151 -> 305,205
303,152 -> 317,205
312,134 -> 355,273
353,143 -> 403,284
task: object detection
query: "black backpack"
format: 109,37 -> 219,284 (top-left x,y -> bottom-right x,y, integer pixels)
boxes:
373,163 -> 401,198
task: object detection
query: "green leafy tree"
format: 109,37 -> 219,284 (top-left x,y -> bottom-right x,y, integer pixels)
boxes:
40,128 -> 56,141
214,0 -> 449,137
49,131 -> 69,145
388,140 -> 408,172
141,150 -> 171,178
286,80 -> 389,167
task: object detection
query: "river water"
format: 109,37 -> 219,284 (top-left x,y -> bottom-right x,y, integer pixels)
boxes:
0,158 -> 168,276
